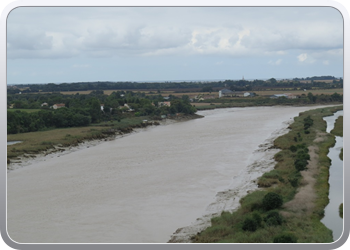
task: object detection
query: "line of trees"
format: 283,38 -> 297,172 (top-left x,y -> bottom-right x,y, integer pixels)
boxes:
7,76 -> 343,94
7,90 -> 196,134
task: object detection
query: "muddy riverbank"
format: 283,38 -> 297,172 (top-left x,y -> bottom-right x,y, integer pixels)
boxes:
7,106 -> 334,243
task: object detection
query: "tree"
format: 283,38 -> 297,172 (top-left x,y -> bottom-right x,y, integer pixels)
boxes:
88,97 -> 102,123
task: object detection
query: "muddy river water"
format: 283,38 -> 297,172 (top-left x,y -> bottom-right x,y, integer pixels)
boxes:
7,106 -> 333,243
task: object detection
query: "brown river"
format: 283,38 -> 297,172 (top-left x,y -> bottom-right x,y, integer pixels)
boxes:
7,106 -> 331,243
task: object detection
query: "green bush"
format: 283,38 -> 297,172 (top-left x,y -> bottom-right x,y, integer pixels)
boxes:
296,149 -> 310,161
290,145 -> 297,152
273,233 -> 298,243
294,158 -> 308,171
242,217 -> 258,232
262,192 -> 283,211
251,211 -> 262,227
303,115 -> 314,130
288,171 -> 301,187
264,211 -> 283,226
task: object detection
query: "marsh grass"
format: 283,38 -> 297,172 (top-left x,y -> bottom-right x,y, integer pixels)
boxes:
193,105 -> 342,243
7,116 -> 153,160
330,116 -> 343,160
7,126 -> 109,159
331,116 -> 343,137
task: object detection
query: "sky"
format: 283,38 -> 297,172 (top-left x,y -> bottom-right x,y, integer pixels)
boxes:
6,6 -> 344,84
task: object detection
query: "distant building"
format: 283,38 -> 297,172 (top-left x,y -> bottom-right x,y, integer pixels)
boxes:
41,102 -> 48,107
52,103 -> 65,109
270,93 -> 296,99
159,101 -> 171,107
244,92 -> 255,97
219,89 -> 233,98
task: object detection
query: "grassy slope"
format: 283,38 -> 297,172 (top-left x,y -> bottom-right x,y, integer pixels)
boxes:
192,105 -> 343,243
7,116 -> 150,160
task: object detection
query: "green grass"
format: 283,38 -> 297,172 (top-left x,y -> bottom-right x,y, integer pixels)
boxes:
7,126 -> 109,160
331,116 -> 343,137
330,115 -> 343,160
7,116 -> 151,161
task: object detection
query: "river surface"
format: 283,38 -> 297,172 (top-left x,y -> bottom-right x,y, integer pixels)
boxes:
321,110 -> 344,242
7,105 -> 332,243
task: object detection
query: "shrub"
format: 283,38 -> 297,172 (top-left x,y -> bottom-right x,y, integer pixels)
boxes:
264,211 -> 283,226
296,149 -> 310,161
262,192 -> 283,211
242,217 -> 258,232
294,158 -> 308,171
288,171 -> 301,187
289,145 -> 297,152
303,115 -> 314,130
251,211 -> 262,227
273,233 -> 297,243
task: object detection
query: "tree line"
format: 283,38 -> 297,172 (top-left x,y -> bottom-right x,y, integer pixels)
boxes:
7,76 -> 343,94
7,91 -> 196,134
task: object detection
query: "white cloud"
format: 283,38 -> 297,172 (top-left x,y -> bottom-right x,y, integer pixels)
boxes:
6,6 -> 343,84
6,7 -> 343,61
298,53 -> 308,62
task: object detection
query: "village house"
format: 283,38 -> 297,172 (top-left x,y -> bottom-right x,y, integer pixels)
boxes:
270,93 -> 297,99
52,103 -> 65,109
219,89 -> 246,98
218,88 -> 233,98
120,103 -> 134,112
41,102 -> 48,107
244,92 -> 255,97
158,101 -> 171,107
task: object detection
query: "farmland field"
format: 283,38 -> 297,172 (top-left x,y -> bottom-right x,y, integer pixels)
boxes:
57,88 -> 343,97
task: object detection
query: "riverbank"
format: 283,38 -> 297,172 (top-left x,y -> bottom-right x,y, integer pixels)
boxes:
8,106 -> 333,243
6,113 -> 203,171
188,105 -> 342,243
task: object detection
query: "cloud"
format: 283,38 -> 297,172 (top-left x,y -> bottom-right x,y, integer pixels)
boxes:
298,53 -> 308,62
6,6 -> 343,62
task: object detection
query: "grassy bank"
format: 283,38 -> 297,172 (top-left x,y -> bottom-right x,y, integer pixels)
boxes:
7,116 -> 156,162
192,105 -> 343,243
7,126 -> 111,160
331,116 -> 343,137
330,115 -> 343,160
7,114 -> 201,163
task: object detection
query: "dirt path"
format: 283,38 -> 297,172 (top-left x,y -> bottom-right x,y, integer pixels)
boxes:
282,132 -> 327,216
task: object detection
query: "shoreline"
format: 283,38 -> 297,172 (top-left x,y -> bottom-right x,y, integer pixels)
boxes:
7,114 -> 204,172
168,116 -> 294,242
188,105 -> 342,243
6,105 -> 341,243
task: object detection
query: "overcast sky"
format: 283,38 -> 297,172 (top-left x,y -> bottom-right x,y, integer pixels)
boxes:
6,6 -> 343,84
